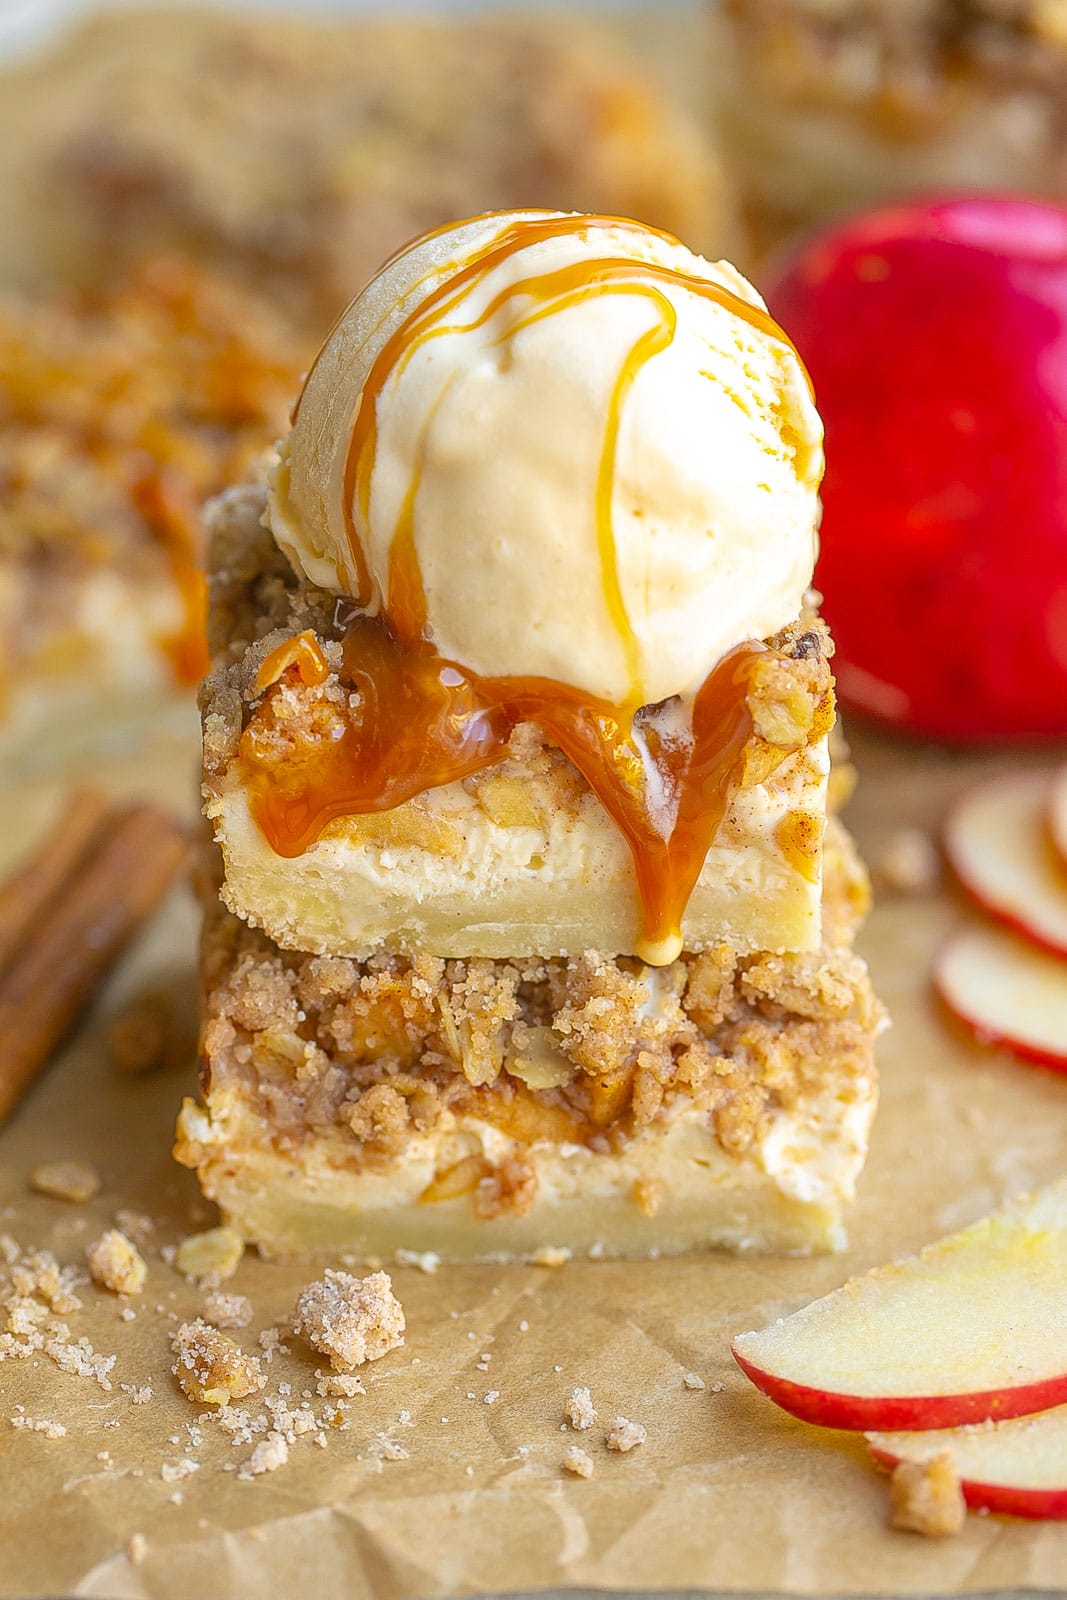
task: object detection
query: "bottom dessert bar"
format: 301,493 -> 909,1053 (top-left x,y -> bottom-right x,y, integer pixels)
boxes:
176,821 -> 883,1260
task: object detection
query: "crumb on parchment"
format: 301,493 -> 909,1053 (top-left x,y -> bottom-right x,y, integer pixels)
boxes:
682,1372 -> 706,1390
203,1290 -> 253,1329
127,1534 -> 147,1566
890,1451 -> 966,1537
563,1444 -> 594,1478
240,1432 -> 289,1478
86,1231 -> 147,1296
606,1417 -> 646,1453
565,1385 -> 596,1430
292,1269 -> 404,1372
175,1226 -> 244,1285
171,1319 -> 265,1406
30,1160 -> 101,1203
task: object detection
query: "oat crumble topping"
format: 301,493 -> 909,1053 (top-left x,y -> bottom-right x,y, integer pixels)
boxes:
171,1318 -> 265,1406
563,1444 -> 595,1478
175,1226 -> 244,1285
890,1451 -> 966,1537
566,1386 -> 597,1431
606,1417 -> 646,1453
86,1230 -> 147,1296
29,1160 -> 102,1203
292,1269 -> 405,1372
203,1290 -> 253,1329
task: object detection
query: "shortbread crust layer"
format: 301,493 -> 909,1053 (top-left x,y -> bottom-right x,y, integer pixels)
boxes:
201,486 -> 836,962
175,820 -> 881,1260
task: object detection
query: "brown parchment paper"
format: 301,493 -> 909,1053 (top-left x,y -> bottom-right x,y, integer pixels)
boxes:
2,720 -> 1067,1600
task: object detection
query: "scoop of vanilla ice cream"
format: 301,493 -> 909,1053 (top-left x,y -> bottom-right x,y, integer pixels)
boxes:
270,210 -> 823,707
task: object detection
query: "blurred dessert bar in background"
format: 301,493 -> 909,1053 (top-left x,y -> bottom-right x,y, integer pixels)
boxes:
713,0 -> 1067,245
0,260 -> 301,764
0,8 -> 733,329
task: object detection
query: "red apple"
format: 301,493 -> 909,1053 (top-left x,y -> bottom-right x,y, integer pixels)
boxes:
943,771 -> 1067,959
767,196 -> 1067,741
936,923 -> 1067,1072
732,1179 -> 1067,1430
870,1407 -> 1067,1520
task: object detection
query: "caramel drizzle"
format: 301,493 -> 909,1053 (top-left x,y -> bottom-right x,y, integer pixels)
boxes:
243,619 -> 768,965
247,215 -> 807,962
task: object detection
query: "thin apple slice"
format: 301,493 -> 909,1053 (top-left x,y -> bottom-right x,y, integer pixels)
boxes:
944,772 -> 1067,959
732,1179 -> 1067,1431
1049,764 -> 1067,875
935,924 -> 1067,1072
870,1406 -> 1067,1520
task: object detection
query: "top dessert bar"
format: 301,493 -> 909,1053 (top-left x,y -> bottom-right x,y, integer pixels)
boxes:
202,484 -> 834,963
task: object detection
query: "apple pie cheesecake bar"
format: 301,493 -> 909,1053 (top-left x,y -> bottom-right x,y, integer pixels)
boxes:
713,0 -> 1067,245
177,211 -> 884,1259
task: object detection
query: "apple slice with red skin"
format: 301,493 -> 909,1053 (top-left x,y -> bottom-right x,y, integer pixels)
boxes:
732,1180 -> 1067,1431
1049,765 -> 1067,875
944,772 -> 1067,959
869,1407 -> 1067,1520
935,923 -> 1067,1072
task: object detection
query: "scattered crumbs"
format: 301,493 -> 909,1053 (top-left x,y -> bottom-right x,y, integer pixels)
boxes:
10,1414 -> 66,1438
257,1327 -> 290,1361
315,1369 -> 365,1398
107,987 -> 182,1076
161,1458 -> 200,1484
175,1227 -> 244,1286
292,1270 -> 404,1372
566,1385 -> 596,1431
467,1392 -> 476,1400
528,1246 -> 570,1267
484,1390 -> 500,1405
874,828 -> 941,895
160,1245 -> 177,1268
553,1365 -> 562,1373
563,1445 -> 594,1479
120,1308 -> 137,1323
169,1492 -> 183,1507
464,1465 -> 474,1478
30,1160 -> 101,1204
607,1417 -> 646,1453
518,1320 -> 529,1333
97,1450 -> 111,1463
240,1432 -> 289,1479
890,1452 -> 966,1538
372,1433 -> 410,1461
397,1409 -> 412,1427
87,1230 -> 147,1296
710,1381 -> 726,1394
393,1249 -> 440,1275
120,1383 -> 153,1405
203,1291 -> 253,1330
127,1534 -> 147,1566
171,1319 -> 265,1406
682,1372 -> 706,1391
588,1243 -> 605,1261
114,1210 -> 154,1244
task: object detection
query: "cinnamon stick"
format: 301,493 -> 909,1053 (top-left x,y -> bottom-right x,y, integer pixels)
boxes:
0,789 -> 111,972
0,800 -> 188,1127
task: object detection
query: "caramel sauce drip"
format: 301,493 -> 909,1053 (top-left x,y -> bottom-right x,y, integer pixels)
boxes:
248,214 -> 809,962
256,629 -> 330,692
242,616 -> 766,964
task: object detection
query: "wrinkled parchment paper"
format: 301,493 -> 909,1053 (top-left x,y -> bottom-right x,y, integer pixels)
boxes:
2,717 -> 1067,1600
